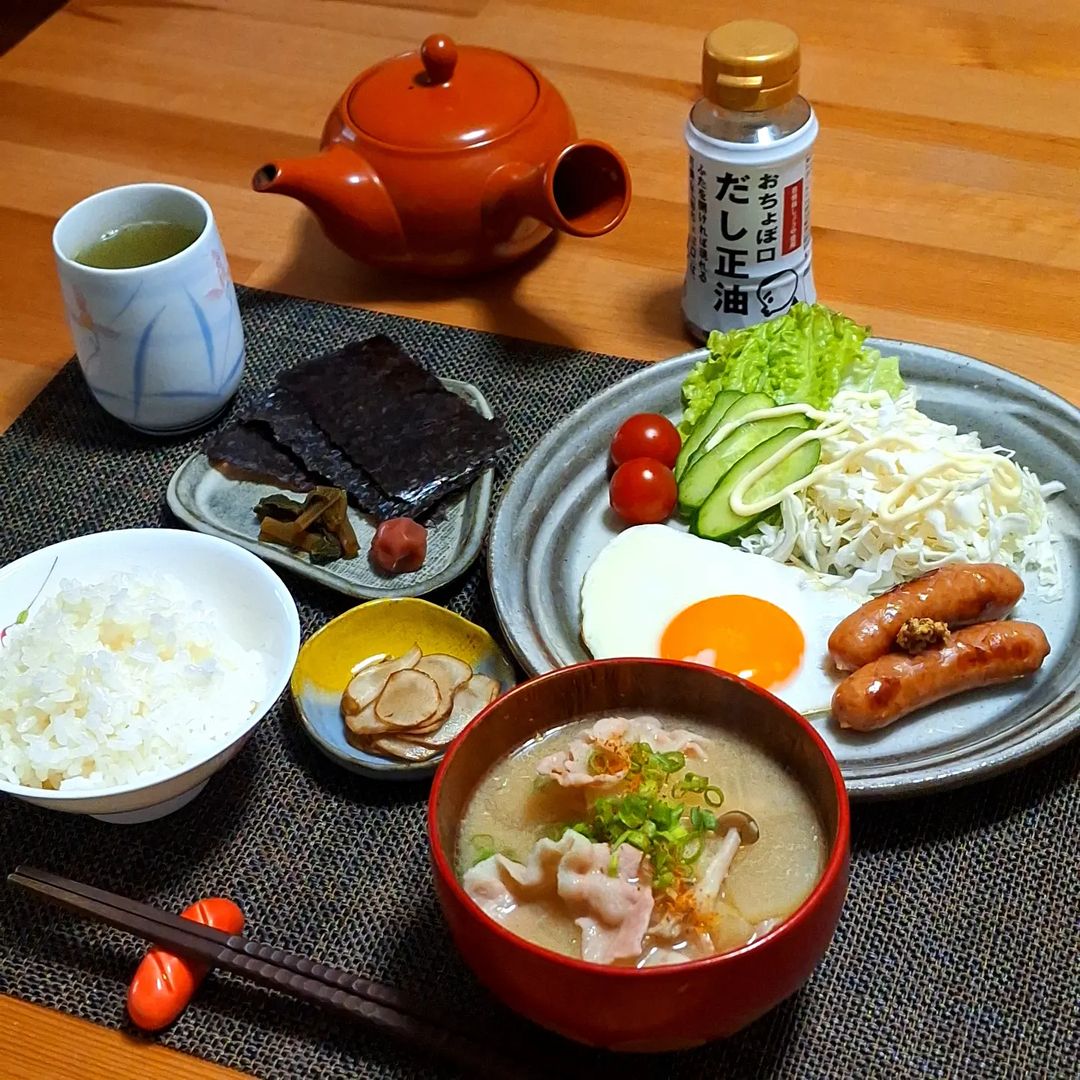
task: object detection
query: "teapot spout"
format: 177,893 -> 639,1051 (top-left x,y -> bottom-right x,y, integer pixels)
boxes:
485,141 -> 630,241
543,141 -> 631,237
252,146 -> 405,261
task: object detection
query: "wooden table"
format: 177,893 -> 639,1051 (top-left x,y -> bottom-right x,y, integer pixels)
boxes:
1,0 -> 1078,1076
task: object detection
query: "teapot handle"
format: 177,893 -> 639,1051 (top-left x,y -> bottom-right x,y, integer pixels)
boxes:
421,35 -> 457,84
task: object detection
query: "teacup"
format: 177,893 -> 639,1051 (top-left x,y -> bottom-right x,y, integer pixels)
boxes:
52,183 -> 246,435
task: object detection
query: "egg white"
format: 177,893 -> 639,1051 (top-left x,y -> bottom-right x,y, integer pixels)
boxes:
580,525 -> 864,715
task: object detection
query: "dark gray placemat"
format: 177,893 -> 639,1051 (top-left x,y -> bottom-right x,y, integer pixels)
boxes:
1,286 -> 1077,1080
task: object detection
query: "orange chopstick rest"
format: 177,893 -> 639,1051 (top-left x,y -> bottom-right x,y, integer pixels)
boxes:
126,897 -> 244,1031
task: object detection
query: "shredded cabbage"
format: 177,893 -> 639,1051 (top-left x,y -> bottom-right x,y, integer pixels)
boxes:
739,389 -> 1064,598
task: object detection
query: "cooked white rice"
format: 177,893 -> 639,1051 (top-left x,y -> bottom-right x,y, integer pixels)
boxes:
0,572 -> 268,791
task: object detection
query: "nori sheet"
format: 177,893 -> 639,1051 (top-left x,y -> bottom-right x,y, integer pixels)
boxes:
242,387 -> 411,520
204,424 -> 314,492
281,335 -> 510,510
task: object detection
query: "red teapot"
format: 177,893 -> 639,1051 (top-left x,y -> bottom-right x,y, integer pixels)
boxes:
253,34 -> 631,277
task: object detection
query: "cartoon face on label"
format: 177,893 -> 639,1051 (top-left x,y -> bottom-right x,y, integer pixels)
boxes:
757,269 -> 799,317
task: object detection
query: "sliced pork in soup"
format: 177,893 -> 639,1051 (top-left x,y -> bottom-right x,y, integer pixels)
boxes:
457,714 -> 826,967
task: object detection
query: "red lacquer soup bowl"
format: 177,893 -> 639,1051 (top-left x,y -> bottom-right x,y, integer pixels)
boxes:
428,658 -> 850,1052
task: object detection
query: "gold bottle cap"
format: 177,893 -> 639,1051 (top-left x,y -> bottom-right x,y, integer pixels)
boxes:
702,20 -> 801,112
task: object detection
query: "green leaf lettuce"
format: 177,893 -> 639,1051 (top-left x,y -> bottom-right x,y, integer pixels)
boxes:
680,303 -> 905,431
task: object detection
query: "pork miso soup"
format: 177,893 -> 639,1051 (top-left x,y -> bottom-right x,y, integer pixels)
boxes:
458,714 -> 826,967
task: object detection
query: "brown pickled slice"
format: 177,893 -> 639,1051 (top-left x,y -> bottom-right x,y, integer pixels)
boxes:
407,703 -> 452,736
375,669 -> 441,728
341,645 -> 421,717
343,701 -> 387,737
463,673 -> 500,705
403,673 -> 500,747
406,655 -> 472,733
415,654 -> 472,700
370,735 -> 440,762
398,707 -> 474,749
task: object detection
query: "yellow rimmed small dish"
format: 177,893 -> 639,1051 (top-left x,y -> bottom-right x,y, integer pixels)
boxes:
291,598 -> 516,780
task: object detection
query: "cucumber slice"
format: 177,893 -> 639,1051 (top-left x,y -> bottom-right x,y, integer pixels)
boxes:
693,428 -> 821,541
678,412 -> 811,513
684,392 -> 777,472
674,390 -> 742,479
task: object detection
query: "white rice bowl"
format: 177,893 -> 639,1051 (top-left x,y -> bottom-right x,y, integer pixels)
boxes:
0,529 -> 300,820
0,574 -> 267,790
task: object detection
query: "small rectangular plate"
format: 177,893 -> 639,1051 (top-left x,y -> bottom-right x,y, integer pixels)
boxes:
165,379 -> 494,600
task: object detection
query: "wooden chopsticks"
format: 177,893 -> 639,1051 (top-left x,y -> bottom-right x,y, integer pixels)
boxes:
8,865 -> 567,1080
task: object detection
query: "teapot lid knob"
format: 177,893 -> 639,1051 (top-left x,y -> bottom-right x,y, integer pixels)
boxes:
421,35 -> 458,84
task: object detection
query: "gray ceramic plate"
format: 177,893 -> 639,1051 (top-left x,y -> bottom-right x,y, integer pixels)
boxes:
167,379 -> 494,600
488,339 -> 1080,799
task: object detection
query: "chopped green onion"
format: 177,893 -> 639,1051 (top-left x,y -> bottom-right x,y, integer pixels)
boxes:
657,825 -> 689,845
556,740 -> 748,898
638,778 -> 659,800
682,836 -> 704,864
673,772 -> 709,796
657,751 -> 686,774
617,794 -> 648,828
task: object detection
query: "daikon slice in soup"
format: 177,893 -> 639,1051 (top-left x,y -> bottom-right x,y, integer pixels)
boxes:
456,713 -> 825,967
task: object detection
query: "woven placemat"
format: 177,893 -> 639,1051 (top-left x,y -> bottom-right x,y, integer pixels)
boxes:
1,287 -> 1077,1080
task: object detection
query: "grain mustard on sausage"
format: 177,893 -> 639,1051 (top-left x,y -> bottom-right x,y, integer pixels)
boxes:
827,563 -> 1025,672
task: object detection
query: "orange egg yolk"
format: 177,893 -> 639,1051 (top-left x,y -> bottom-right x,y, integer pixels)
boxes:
659,595 -> 804,690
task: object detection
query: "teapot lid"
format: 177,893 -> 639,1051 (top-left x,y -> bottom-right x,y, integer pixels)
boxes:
346,35 -> 540,150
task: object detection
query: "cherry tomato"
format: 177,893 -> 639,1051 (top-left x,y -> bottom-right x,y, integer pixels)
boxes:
610,413 -> 681,469
609,457 -> 677,524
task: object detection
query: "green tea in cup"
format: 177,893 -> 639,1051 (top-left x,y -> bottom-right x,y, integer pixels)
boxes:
54,183 -> 246,434
74,220 -> 200,269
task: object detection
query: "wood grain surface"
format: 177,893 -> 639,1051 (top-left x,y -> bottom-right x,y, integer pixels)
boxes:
1,0 -> 1078,1077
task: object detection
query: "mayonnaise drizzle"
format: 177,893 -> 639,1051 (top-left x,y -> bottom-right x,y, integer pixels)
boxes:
729,422 -> 848,516
727,387 -> 1062,598
699,402 -> 837,456
724,389 -> 1032,521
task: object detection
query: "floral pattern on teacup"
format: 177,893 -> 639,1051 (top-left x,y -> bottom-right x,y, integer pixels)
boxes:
204,249 -> 232,302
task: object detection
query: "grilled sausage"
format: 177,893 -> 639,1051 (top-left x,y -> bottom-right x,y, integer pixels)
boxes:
832,621 -> 1049,731
828,563 -> 1025,671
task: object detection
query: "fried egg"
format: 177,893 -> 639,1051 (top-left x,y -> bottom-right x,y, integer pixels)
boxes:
580,525 -> 864,715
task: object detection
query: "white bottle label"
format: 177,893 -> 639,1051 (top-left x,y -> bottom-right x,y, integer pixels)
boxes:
683,128 -> 816,336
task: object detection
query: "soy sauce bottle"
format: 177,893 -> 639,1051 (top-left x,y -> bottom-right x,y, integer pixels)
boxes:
682,21 -> 818,340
